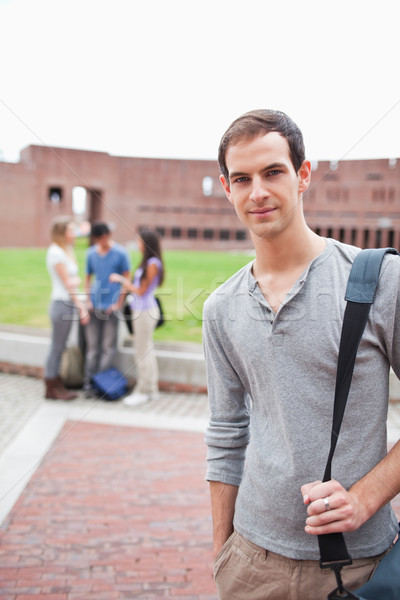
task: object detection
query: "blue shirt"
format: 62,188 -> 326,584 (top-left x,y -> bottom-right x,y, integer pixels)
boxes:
86,243 -> 130,309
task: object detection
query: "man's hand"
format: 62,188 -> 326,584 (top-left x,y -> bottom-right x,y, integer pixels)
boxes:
106,302 -> 120,315
78,304 -> 90,325
86,298 -> 94,313
109,273 -> 124,284
301,479 -> 368,536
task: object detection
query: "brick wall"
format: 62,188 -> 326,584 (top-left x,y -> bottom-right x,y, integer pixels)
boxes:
0,146 -> 399,250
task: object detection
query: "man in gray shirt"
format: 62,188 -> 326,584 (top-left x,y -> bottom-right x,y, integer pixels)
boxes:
203,110 -> 400,599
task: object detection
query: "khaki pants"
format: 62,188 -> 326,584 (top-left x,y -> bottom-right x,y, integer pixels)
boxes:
214,531 -> 387,600
133,306 -> 159,394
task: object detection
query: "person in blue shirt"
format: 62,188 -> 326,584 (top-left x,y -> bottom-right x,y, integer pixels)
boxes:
83,222 -> 130,397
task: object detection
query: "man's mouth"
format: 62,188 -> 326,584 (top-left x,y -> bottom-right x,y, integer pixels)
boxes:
250,207 -> 276,215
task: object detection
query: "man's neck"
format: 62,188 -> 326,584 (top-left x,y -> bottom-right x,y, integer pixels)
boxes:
96,240 -> 113,255
251,226 -> 326,312
252,225 -> 326,278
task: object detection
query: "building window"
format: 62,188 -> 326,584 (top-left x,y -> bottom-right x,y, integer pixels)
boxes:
220,230 -> 230,240
156,227 -> 165,237
327,188 -> 341,201
171,227 -> 182,238
72,186 -> 87,215
202,176 -> 214,196
48,187 -> 63,204
372,188 -> 386,201
366,173 -> 383,180
188,228 -> 198,239
203,229 -> 214,239
235,230 -> 247,241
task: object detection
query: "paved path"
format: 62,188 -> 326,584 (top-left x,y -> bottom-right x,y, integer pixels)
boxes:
0,373 -> 214,599
0,421 -> 215,600
1,372 -> 400,599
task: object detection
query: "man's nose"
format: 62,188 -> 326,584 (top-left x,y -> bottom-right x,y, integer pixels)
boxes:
249,177 -> 270,203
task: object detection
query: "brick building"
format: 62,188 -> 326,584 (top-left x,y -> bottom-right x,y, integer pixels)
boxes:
0,145 -> 399,250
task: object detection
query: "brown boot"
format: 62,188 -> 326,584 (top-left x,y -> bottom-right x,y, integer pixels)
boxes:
54,375 -> 78,400
45,378 -> 77,401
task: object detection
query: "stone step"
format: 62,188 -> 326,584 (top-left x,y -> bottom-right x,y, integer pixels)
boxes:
0,322 -> 207,392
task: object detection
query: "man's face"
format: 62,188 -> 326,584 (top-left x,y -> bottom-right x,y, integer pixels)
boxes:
95,233 -> 111,251
220,132 -> 310,242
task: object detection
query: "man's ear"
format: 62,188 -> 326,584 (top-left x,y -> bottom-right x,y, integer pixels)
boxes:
298,160 -> 312,194
220,174 -> 233,204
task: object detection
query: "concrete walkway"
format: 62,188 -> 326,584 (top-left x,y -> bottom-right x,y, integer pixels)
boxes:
0,373 -> 215,599
1,372 -> 400,599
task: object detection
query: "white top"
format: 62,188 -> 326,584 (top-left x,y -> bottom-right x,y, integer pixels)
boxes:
46,243 -> 78,301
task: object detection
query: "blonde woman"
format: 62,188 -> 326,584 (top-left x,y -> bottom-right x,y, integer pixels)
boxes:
44,216 -> 89,400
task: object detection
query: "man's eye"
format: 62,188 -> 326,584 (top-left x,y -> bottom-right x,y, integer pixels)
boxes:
234,177 -> 249,183
267,170 -> 281,177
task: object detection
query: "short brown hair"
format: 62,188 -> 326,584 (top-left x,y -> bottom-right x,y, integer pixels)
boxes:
218,109 -> 305,182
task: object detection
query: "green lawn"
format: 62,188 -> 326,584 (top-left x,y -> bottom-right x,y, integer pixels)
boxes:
0,241 -> 253,344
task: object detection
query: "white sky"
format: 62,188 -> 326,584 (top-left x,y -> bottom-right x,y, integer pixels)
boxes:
1,0 -> 400,164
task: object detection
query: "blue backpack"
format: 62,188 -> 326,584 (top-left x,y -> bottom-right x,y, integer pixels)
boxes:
92,367 -> 128,401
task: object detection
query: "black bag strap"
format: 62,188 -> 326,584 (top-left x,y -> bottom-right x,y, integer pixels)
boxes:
323,247 -> 399,482
318,248 -> 399,599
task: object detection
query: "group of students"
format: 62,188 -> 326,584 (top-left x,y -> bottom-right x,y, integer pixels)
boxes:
44,219 -> 164,406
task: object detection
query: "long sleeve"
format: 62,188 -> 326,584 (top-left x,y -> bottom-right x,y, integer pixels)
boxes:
203,293 -> 250,486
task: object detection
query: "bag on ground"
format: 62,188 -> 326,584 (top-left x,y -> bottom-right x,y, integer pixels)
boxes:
60,346 -> 84,388
92,367 -> 128,400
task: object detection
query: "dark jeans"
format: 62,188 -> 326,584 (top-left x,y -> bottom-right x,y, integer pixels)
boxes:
84,309 -> 118,387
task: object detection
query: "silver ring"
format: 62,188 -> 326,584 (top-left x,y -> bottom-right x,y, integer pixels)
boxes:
323,497 -> 331,511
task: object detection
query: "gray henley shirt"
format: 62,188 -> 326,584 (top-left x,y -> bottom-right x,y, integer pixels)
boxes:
203,238 -> 400,560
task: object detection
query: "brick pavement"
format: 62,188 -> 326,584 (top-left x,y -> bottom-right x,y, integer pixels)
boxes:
1,373 -> 400,599
0,420 -> 217,600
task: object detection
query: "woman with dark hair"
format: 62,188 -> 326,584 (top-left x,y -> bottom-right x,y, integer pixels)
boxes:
44,216 -> 89,400
110,229 -> 164,405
